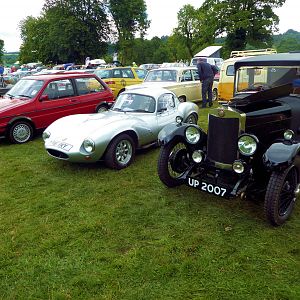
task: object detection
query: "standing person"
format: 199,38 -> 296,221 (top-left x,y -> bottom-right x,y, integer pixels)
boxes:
0,64 -> 4,88
196,58 -> 218,108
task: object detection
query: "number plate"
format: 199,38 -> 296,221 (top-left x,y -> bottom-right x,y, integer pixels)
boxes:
49,140 -> 73,151
187,177 -> 228,197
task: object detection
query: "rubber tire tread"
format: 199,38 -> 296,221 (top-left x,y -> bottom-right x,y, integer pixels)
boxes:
264,168 -> 296,226
8,121 -> 33,144
104,134 -> 135,170
157,140 -> 185,187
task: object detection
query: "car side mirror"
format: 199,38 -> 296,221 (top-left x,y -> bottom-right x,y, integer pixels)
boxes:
39,94 -> 49,101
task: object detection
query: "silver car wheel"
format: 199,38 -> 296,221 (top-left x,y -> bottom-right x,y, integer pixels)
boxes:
115,139 -> 133,165
12,123 -> 32,143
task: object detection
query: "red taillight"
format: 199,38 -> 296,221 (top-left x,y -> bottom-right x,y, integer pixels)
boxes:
105,81 -> 115,85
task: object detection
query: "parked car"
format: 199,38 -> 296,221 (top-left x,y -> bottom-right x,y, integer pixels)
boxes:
126,67 -> 218,103
218,48 -> 277,102
0,73 -> 114,144
139,63 -> 161,70
157,52 -> 300,226
43,87 -> 199,169
94,67 -> 148,99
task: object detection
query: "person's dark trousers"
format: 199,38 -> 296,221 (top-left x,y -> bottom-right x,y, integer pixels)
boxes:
201,76 -> 214,108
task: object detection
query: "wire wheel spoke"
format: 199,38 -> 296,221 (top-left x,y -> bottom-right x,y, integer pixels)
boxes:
168,143 -> 188,178
13,124 -> 31,142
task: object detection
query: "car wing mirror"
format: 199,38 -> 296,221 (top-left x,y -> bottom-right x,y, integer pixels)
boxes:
39,94 -> 49,101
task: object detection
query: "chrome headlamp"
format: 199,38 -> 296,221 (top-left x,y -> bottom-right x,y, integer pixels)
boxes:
185,126 -> 201,144
42,131 -> 51,141
192,150 -> 204,163
176,116 -> 183,124
284,129 -> 294,141
238,134 -> 258,156
83,138 -> 95,153
232,160 -> 245,174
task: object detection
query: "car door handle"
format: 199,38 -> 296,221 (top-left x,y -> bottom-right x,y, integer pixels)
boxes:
69,98 -> 77,102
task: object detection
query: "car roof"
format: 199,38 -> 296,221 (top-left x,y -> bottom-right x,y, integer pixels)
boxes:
24,73 -> 97,80
234,53 -> 300,69
122,87 -> 175,99
149,66 -> 196,71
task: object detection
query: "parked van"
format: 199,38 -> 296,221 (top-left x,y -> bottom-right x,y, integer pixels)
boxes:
218,48 -> 277,101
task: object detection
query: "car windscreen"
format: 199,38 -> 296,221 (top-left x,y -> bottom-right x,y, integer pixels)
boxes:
236,66 -> 300,93
112,93 -> 156,113
94,69 -> 112,79
6,79 -> 44,99
144,70 -> 177,82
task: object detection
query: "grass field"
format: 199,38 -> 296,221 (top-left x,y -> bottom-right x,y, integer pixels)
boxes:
0,108 -> 299,300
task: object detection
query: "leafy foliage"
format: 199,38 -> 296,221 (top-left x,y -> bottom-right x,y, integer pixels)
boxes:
201,0 -> 286,54
20,0 -> 110,64
107,0 -> 149,63
0,39 -> 4,64
173,5 -> 216,59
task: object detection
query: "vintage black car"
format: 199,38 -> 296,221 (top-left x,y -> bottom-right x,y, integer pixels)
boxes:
157,53 -> 300,226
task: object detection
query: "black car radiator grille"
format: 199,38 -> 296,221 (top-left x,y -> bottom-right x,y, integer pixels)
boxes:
207,115 -> 239,164
47,149 -> 69,160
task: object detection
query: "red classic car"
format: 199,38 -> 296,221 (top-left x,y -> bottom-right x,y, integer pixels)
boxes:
0,73 -> 114,143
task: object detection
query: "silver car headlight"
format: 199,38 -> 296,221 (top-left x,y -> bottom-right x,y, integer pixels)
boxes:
83,138 -> 95,153
185,126 -> 201,144
42,131 -> 51,141
238,134 -> 258,156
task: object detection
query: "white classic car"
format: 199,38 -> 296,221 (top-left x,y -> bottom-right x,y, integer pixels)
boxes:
126,67 -> 218,102
43,87 -> 199,169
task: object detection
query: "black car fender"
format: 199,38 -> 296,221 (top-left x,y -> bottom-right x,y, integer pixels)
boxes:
157,123 -> 188,146
158,123 -> 207,147
263,142 -> 300,171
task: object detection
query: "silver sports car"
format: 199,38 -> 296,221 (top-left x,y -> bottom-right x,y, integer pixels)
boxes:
43,87 -> 199,169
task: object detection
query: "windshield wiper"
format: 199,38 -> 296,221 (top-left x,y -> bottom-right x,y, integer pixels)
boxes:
6,93 -> 13,99
17,94 -> 31,98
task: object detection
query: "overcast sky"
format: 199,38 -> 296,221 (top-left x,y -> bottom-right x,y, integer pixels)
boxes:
1,0 -> 299,52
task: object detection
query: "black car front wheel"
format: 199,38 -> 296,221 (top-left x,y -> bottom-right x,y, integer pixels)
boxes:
264,166 -> 298,226
157,140 -> 190,187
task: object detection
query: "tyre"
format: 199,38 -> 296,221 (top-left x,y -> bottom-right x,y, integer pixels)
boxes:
185,113 -> 198,124
157,140 -> 189,187
178,96 -> 186,103
96,104 -> 108,113
264,166 -> 298,226
105,134 -> 135,169
8,121 -> 33,144
212,88 -> 218,101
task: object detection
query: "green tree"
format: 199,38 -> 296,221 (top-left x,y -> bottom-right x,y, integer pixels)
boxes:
19,0 -> 110,64
108,0 -> 149,64
174,4 -> 216,59
0,39 -> 4,64
201,0 -> 286,53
